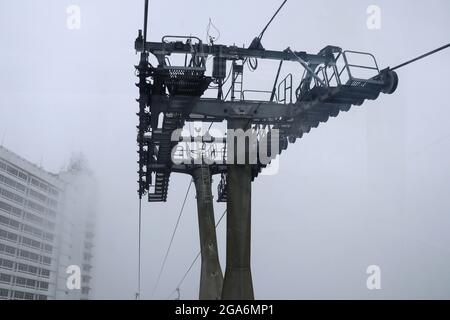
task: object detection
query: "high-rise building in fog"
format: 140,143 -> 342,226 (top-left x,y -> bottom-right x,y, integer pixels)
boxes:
0,146 -> 96,300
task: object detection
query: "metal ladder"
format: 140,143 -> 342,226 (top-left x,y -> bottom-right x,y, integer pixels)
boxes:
231,61 -> 244,101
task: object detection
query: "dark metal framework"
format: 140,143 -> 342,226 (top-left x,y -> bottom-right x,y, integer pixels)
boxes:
135,33 -> 398,202
131,0 -> 450,301
133,0 -> 401,300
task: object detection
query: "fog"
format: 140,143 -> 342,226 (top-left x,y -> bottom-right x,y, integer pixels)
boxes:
0,0 -> 449,299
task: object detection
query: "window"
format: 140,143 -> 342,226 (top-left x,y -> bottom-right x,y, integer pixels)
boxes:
32,239 -> 41,249
0,273 -> 12,284
24,292 -> 34,300
0,215 -> 20,229
43,232 -> 54,241
1,215 -> 12,227
39,281 -> 49,290
8,231 -> 18,241
0,228 -> 18,242
18,172 -> 28,181
34,228 -> 43,237
6,166 -> 18,177
4,164 -> 28,182
29,266 -> 38,275
40,269 -> 50,278
22,236 -> 41,249
19,250 -> 29,260
22,223 -> 43,237
12,206 -> 21,216
30,178 -> 51,193
29,189 -> 47,203
0,243 -> 16,256
0,174 -> 26,192
17,182 -> 27,192
0,288 -> 8,298
0,215 -> 8,225
50,188 -> 59,197
42,256 -> 51,265
31,178 -> 39,188
26,279 -> 36,288
16,263 -> 39,276
23,224 -> 32,234
19,249 -> 39,262
13,291 -> 24,299
0,200 -> 14,214
19,171 -> 28,181
18,263 -> 28,272
0,187 -> 24,204
37,294 -> 47,300
26,200 -> 45,214
6,246 -> 15,255
24,212 -> 43,225
39,182 -> 48,192
15,276 -> 26,287
0,258 -> 14,269
10,218 -> 20,228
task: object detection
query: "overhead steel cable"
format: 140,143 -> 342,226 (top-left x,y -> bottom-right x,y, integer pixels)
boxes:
143,0 -> 149,48
136,197 -> 142,300
391,43 -> 450,71
152,179 -> 193,297
168,208 -> 227,299
246,0 -> 289,72
258,0 -> 288,41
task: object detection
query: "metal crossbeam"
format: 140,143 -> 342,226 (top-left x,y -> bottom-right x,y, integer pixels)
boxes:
136,40 -> 333,65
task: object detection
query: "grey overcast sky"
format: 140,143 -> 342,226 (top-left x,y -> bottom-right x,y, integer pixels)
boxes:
0,0 -> 449,299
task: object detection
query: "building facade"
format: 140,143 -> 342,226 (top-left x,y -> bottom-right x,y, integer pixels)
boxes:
0,146 -> 96,300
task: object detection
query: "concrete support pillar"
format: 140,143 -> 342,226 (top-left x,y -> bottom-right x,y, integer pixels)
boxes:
192,166 -> 223,300
221,119 -> 254,300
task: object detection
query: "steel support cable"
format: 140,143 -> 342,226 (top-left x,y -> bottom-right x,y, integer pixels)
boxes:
143,0 -> 149,47
258,0 -> 288,40
152,179 -> 193,297
248,0 -> 288,72
167,209 -> 227,299
391,43 -> 450,71
136,197 -> 142,300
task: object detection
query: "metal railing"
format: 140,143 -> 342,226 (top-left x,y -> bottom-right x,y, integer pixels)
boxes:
241,90 -> 275,102
303,50 -> 383,90
277,73 -> 293,104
